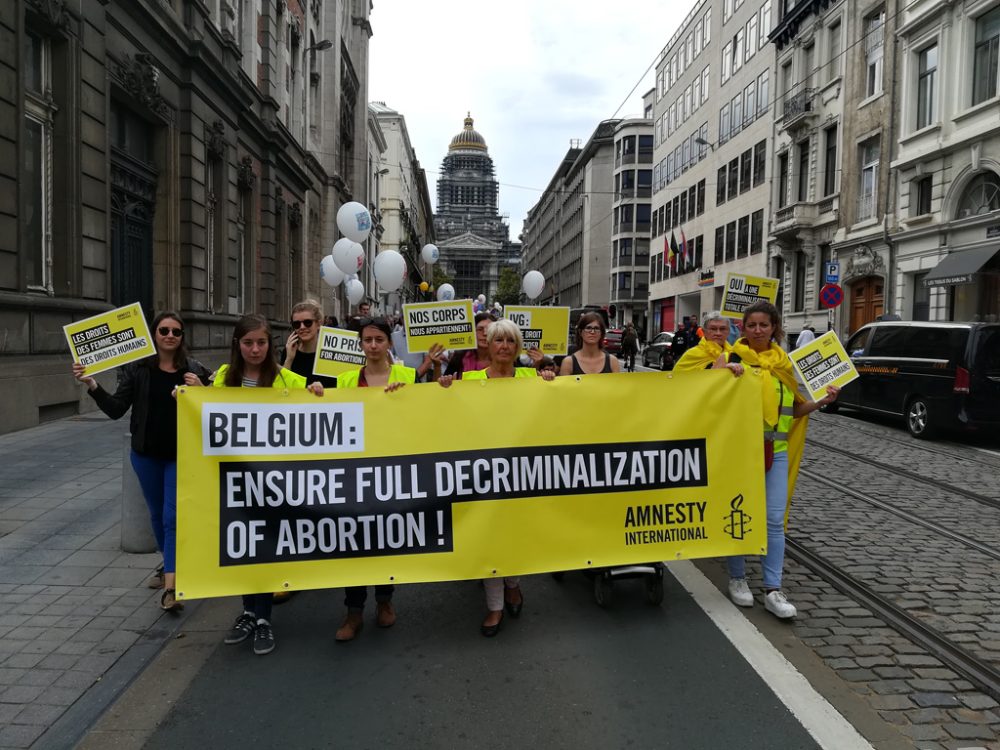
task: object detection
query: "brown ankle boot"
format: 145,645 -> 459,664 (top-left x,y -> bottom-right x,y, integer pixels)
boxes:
335,611 -> 363,641
376,601 -> 396,628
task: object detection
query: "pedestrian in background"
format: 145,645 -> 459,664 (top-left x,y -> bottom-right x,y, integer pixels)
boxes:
438,319 -> 556,636
724,302 -> 839,619
214,314 -> 324,656
535,355 -> 557,376
621,322 -> 638,372
334,317 -> 414,641
795,326 -> 816,347
559,312 -> 621,375
73,312 -> 211,613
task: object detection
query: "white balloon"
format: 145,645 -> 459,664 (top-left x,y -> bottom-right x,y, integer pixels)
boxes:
320,255 -> 345,288
522,270 -> 545,300
337,201 -> 372,243
345,278 -> 365,305
372,250 -> 407,292
421,244 -> 439,264
332,238 -> 365,275
346,273 -> 359,283
477,294 -> 486,304
436,283 -> 455,301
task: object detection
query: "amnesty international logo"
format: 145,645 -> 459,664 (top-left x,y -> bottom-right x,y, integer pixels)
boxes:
724,494 -> 752,540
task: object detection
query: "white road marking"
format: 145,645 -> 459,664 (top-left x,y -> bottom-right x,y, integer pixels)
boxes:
667,560 -> 875,750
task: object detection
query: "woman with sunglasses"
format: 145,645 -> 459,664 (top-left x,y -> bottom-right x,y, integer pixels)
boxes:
559,312 -> 621,376
214,314 -> 324,656
334,317 -> 415,641
438,319 -> 556,636
73,312 -> 210,612
281,299 -> 338,390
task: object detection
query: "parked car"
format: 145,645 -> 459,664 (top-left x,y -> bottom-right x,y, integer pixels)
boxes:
642,331 -> 675,370
603,329 -> 623,355
827,321 -> 1000,439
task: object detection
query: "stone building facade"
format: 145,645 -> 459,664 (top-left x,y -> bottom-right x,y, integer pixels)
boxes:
1,0 -> 372,434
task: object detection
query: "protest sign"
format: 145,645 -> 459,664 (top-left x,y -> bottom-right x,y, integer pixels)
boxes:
402,300 -> 475,353
504,306 -> 570,355
175,372 -> 766,599
313,327 -> 364,378
720,273 -> 781,319
790,330 -> 859,401
64,302 -> 155,375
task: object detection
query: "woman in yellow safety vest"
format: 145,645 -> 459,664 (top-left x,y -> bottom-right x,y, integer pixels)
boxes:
438,318 -> 556,636
724,301 -> 838,620
213,314 -> 324,656
334,317 -> 415,642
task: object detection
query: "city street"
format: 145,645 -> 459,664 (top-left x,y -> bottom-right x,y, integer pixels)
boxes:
0,401 -> 998,749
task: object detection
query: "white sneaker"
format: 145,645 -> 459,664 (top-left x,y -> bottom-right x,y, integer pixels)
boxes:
764,590 -> 797,619
728,578 -> 754,607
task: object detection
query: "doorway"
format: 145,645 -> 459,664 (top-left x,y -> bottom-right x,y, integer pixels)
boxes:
849,276 -> 883,333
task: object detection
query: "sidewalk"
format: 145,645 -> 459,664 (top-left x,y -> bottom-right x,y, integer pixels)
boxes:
0,416 -> 191,750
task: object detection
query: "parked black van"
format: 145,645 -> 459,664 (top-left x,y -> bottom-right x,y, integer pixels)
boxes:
828,321 -> 1000,439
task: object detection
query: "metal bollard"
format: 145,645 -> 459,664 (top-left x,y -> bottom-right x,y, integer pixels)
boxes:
120,433 -> 157,554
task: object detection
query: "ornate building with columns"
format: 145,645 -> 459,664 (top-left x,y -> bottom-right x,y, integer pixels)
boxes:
0,0 -> 373,434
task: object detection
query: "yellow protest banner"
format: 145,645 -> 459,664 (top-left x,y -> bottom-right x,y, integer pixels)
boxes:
402,300 -> 476,353
175,372 -> 766,600
720,273 -> 781,319
504,306 -> 570,356
313,327 -> 364,378
790,330 -> 859,401
63,302 -> 156,375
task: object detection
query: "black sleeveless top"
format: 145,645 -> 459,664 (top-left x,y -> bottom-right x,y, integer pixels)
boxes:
570,353 -> 613,374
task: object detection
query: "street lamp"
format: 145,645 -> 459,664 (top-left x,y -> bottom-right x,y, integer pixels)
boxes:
694,136 -> 716,152
306,39 -> 333,52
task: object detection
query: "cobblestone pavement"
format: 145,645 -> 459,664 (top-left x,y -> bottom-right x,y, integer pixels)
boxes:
0,417 -> 184,750
716,410 -> 1000,749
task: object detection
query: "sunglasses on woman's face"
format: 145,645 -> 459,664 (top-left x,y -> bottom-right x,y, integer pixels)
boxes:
290,319 -> 316,329
157,327 -> 183,337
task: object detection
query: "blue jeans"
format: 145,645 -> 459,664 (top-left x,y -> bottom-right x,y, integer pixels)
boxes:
129,451 -> 177,573
727,451 -> 789,590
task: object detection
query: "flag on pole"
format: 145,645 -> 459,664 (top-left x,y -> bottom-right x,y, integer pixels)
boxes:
668,231 -> 679,272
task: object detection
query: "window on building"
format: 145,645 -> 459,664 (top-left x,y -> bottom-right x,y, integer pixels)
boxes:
638,168 -> 652,196
680,191 -> 688,223
702,66 -> 711,102
744,81 -> 757,125
912,272 -> 930,320
758,69 -> 769,113
738,215 -> 750,257
620,204 -> 634,230
760,0 -> 772,44
753,140 -> 766,186
725,221 -> 737,262
722,41 -> 733,82
720,103 -> 731,143
794,250 -> 807,311
956,171 -> 1000,218
697,179 -> 706,214
699,122 -> 709,160
780,60 -> 793,101
797,139 -> 810,202
724,0 -> 733,22
681,140 -> 690,172
858,136 -> 880,220
974,7 -> 1000,105
23,30 -> 54,292
750,209 -> 764,253
803,42 -> 815,88
778,152 -> 789,208
746,15 -> 758,62
914,176 -> 933,216
734,29 -> 745,73
740,149 -> 752,194
665,201 -> 672,230
731,92 -> 743,136
618,237 -> 633,265
705,8 -> 712,44
717,165 -> 728,205
864,9 -> 885,98
728,157 -> 739,197
827,20 -> 841,83
823,124 -> 838,196
715,226 -> 725,265
916,44 -> 937,129
693,74 -> 702,111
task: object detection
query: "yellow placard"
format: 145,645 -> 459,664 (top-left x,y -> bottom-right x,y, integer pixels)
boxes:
175,372 -> 766,600
504,306 -> 570,356
720,273 -> 781,319
63,302 -> 156,375
790,330 -> 860,401
401,300 -> 476,353
313,327 -> 364,378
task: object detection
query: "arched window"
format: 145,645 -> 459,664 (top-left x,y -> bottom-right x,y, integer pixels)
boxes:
956,171 -> 1000,219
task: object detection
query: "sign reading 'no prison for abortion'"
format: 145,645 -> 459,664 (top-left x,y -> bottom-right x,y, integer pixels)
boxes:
175,372 -> 767,600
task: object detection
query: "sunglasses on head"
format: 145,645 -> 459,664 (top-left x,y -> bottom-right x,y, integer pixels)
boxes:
290,319 -> 316,329
157,327 -> 183,337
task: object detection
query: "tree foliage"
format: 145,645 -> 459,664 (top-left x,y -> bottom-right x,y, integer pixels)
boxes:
495,266 -> 521,306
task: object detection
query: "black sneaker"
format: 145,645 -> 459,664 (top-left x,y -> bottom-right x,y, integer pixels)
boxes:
253,620 -> 275,655
224,612 -> 256,645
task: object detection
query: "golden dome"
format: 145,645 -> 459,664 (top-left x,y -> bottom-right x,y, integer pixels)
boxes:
448,113 -> 488,151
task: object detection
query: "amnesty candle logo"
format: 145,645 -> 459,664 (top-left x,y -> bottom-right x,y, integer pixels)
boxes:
724,494 -> 752,540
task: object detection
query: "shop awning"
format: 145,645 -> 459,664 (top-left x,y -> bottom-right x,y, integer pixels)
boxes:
922,247 -> 999,287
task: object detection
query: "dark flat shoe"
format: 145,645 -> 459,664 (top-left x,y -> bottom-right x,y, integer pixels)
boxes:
480,612 -> 504,637
504,587 -> 523,618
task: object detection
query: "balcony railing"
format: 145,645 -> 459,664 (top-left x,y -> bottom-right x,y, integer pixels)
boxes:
782,89 -> 816,126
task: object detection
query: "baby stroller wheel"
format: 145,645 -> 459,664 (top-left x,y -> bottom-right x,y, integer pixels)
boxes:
645,576 -> 664,606
593,574 -> 613,607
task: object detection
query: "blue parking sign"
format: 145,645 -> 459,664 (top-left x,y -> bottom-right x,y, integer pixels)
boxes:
824,262 -> 840,284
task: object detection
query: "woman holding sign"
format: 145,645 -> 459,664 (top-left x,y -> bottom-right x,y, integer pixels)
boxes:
439,318 -> 556,636
559,312 -> 621,375
443,312 -> 493,378
213,314 -> 324,656
281,299 -> 338,390
334,317 -> 415,642
724,301 -> 838,619
73,312 -> 211,613
673,311 -> 743,375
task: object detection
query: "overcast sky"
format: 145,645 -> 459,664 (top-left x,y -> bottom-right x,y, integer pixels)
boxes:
368,1 -> 681,240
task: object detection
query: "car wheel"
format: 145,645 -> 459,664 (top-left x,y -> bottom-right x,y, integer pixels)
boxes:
659,352 -> 669,371
905,397 -> 936,439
